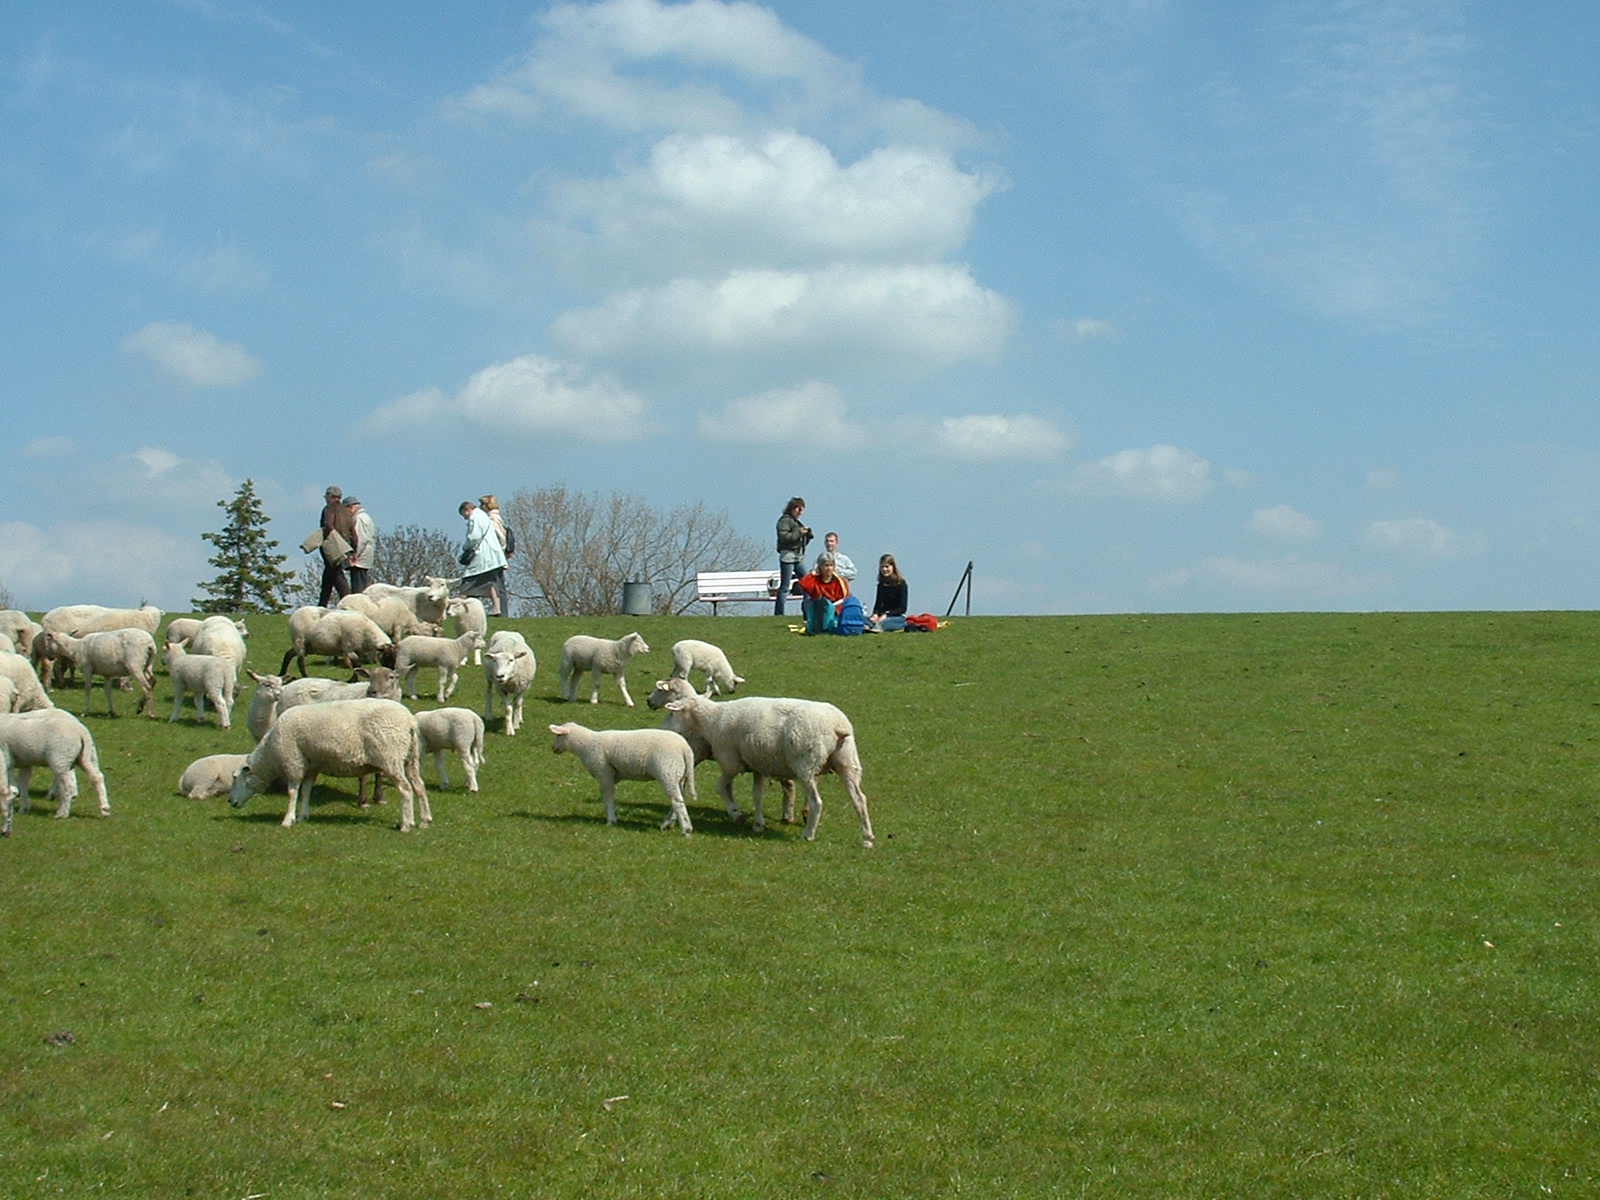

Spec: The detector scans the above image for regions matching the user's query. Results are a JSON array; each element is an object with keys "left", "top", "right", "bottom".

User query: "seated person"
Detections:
[
  {"left": 797, "top": 553, "right": 850, "bottom": 634},
  {"left": 867, "top": 554, "right": 908, "bottom": 631}
]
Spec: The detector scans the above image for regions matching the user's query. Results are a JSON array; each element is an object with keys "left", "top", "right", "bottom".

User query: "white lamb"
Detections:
[
  {"left": 361, "top": 577, "right": 454, "bottom": 626},
  {"left": 648, "top": 676, "right": 797, "bottom": 820},
  {"left": 337, "top": 593, "right": 440, "bottom": 641},
  {"left": 245, "top": 671, "right": 285, "bottom": 741},
  {"left": 228, "top": 697, "right": 430, "bottom": 831},
  {"left": 0, "top": 677, "right": 15, "bottom": 714},
  {"left": 483, "top": 630, "right": 536, "bottom": 736},
  {"left": 559, "top": 632, "right": 650, "bottom": 706},
  {"left": 279, "top": 609, "right": 392, "bottom": 678},
  {"left": 164, "top": 617, "right": 202, "bottom": 647},
  {"left": 42, "top": 603, "right": 162, "bottom": 637},
  {"left": 669, "top": 639, "right": 745, "bottom": 697},
  {"left": 0, "top": 652, "right": 53, "bottom": 712},
  {"left": 275, "top": 666, "right": 401, "bottom": 714},
  {"left": 189, "top": 615, "right": 249, "bottom": 675},
  {"left": 45, "top": 628, "right": 158, "bottom": 718},
  {"left": 178, "top": 753, "right": 251, "bottom": 799},
  {"left": 663, "top": 693, "right": 874, "bottom": 847},
  {"left": 416, "top": 707, "right": 486, "bottom": 792},
  {"left": 164, "top": 643, "right": 237, "bottom": 728},
  {"left": 444, "top": 597, "right": 488, "bottom": 664},
  {"left": 395, "top": 630, "right": 483, "bottom": 702},
  {"left": 0, "top": 610, "right": 41, "bottom": 652},
  {"left": 548, "top": 721, "right": 697, "bottom": 835},
  {"left": 0, "top": 709, "right": 111, "bottom": 819}
]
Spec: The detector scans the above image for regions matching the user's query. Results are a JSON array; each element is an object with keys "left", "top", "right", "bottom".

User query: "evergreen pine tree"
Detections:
[{"left": 194, "top": 478, "right": 296, "bottom": 613}]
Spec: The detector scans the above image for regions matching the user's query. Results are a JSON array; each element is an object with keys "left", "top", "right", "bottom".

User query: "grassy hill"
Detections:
[{"left": 2, "top": 612, "right": 1597, "bottom": 1197}]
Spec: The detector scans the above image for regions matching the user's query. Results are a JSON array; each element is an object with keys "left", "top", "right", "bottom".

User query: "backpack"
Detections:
[
  {"left": 904, "top": 613, "right": 939, "bottom": 632},
  {"left": 836, "top": 595, "right": 865, "bottom": 636},
  {"left": 503, "top": 526, "right": 516, "bottom": 556}
]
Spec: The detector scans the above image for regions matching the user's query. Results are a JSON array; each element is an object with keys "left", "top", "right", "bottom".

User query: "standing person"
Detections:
[
  {"left": 457, "top": 499, "right": 508, "bottom": 614},
  {"left": 866, "top": 554, "right": 908, "bottom": 632},
  {"left": 344, "top": 496, "right": 376, "bottom": 593},
  {"left": 774, "top": 497, "right": 811, "bottom": 616},
  {"left": 821, "top": 532, "right": 856, "bottom": 582},
  {"left": 797, "top": 552, "right": 849, "bottom": 635},
  {"left": 478, "top": 494, "right": 510, "bottom": 617},
  {"left": 318, "top": 485, "right": 356, "bottom": 606}
]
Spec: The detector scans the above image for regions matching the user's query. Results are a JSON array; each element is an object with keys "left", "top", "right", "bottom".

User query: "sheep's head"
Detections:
[
  {"left": 247, "top": 670, "right": 284, "bottom": 701},
  {"left": 647, "top": 677, "right": 695, "bottom": 710},
  {"left": 364, "top": 666, "right": 401, "bottom": 700},
  {"left": 623, "top": 632, "right": 649, "bottom": 656},
  {"left": 228, "top": 764, "right": 269, "bottom": 807},
  {"left": 234, "top": 619, "right": 249, "bottom": 639},
  {"left": 548, "top": 723, "right": 576, "bottom": 753}
]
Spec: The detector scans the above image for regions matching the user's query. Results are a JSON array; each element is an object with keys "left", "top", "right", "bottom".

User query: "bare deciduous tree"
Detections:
[{"left": 503, "top": 485, "right": 760, "bottom": 615}]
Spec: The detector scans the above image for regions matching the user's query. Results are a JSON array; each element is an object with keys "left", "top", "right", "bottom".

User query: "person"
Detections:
[
  {"left": 478, "top": 494, "right": 510, "bottom": 617},
  {"left": 317, "top": 485, "right": 356, "bottom": 606},
  {"left": 866, "top": 554, "right": 908, "bottom": 632},
  {"left": 774, "top": 497, "right": 812, "bottom": 616},
  {"left": 344, "top": 496, "right": 376, "bottom": 593},
  {"left": 457, "top": 499, "right": 508, "bottom": 614},
  {"left": 821, "top": 532, "right": 856, "bottom": 582},
  {"left": 797, "top": 552, "right": 849, "bottom": 635}
]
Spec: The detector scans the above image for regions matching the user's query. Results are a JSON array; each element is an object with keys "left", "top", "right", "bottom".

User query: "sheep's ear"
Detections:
[
  {"left": 733, "top": 675, "right": 745, "bottom": 684},
  {"left": 248, "top": 670, "right": 265, "bottom": 683},
  {"left": 664, "top": 699, "right": 686, "bottom": 712},
  {"left": 548, "top": 724, "right": 566, "bottom": 734}
]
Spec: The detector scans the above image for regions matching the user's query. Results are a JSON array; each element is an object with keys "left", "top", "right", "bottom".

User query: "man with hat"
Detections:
[
  {"left": 344, "top": 495, "right": 375, "bottom": 593},
  {"left": 318, "top": 485, "right": 357, "bottom": 606}
]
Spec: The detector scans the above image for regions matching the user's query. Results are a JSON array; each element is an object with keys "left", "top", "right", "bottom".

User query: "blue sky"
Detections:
[{"left": 4, "top": 0, "right": 1598, "bottom": 615}]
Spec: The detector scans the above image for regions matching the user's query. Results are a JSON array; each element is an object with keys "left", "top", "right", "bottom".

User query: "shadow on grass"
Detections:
[{"left": 503, "top": 807, "right": 798, "bottom": 840}]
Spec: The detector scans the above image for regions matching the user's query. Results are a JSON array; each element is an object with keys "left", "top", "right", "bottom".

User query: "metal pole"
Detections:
[{"left": 945, "top": 561, "right": 973, "bottom": 618}]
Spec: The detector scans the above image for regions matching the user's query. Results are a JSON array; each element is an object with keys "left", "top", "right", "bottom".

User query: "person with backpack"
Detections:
[
  {"left": 479, "top": 493, "right": 512, "bottom": 616},
  {"left": 796, "top": 553, "right": 849, "bottom": 635},
  {"left": 866, "top": 554, "right": 908, "bottom": 632}
]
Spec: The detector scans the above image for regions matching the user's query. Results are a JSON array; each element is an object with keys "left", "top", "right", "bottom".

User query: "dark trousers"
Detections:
[
  {"left": 774, "top": 559, "right": 800, "bottom": 615},
  {"left": 319, "top": 559, "right": 350, "bottom": 607},
  {"left": 348, "top": 566, "right": 371, "bottom": 593}
]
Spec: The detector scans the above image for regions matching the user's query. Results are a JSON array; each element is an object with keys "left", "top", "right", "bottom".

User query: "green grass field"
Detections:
[{"left": 2, "top": 612, "right": 1597, "bottom": 1197}]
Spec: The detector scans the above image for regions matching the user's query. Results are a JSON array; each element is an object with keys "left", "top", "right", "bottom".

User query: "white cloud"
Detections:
[
  {"left": 1155, "top": 555, "right": 1386, "bottom": 597},
  {"left": 1251, "top": 503, "right": 1323, "bottom": 543},
  {"left": 934, "top": 414, "right": 1073, "bottom": 462},
  {"left": 552, "top": 263, "right": 1012, "bottom": 379},
  {"left": 1053, "top": 317, "right": 1120, "bottom": 341},
  {"left": 25, "top": 436, "right": 74, "bottom": 458},
  {"left": 551, "top": 132, "right": 998, "bottom": 279},
  {"left": 103, "top": 446, "right": 237, "bottom": 509},
  {"left": 120, "top": 320, "right": 262, "bottom": 388},
  {"left": 365, "top": 354, "right": 650, "bottom": 442},
  {"left": 698, "top": 380, "right": 864, "bottom": 446},
  {"left": 96, "top": 228, "right": 271, "bottom": 293},
  {"left": 1070, "top": 444, "right": 1213, "bottom": 501},
  {"left": 0, "top": 520, "right": 200, "bottom": 610},
  {"left": 1360, "top": 517, "right": 1484, "bottom": 561}
]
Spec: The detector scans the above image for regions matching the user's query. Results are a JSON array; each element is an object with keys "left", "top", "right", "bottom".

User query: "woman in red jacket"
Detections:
[{"left": 797, "top": 554, "right": 849, "bottom": 634}]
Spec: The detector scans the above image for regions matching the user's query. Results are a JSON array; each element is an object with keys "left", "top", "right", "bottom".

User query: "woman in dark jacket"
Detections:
[
  {"left": 867, "top": 554, "right": 908, "bottom": 632},
  {"left": 774, "top": 497, "right": 811, "bottom": 616}
]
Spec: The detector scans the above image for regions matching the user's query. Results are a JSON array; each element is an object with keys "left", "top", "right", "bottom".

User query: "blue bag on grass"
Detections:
[{"left": 836, "top": 595, "right": 865, "bottom": 636}]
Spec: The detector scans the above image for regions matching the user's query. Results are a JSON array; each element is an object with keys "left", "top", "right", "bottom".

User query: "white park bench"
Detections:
[{"left": 694, "top": 569, "right": 794, "bottom": 614}]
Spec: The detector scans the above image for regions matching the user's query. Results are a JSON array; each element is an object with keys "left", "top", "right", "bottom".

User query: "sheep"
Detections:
[
  {"left": 663, "top": 693, "right": 874, "bottom": 847},
  {"left": 395, "top": 630, "right": 483, "bottom": 703},
  {"left": 164, "top": 643, "right": 237, "bottom": 728},
  {"left": 45, "top": 628, "right": 158, "bottom": 718},
  {"left": 483, "top": 630, "right": 536, "bottom": 736},
  {"left": 189, "top": 615, "right": 249, "bottom": 675},
  {"left": 416, "top": 707, "right": 486, "bottom": 792},
  {"left": 337, "top": 593, "right": 440, "bottom": 641},
  {"left": 245, "top": 671, "right": 285, "bottom": 741},
  {"left": 0, "top": 634, "right": 12, "bottom": 656},
  {"left": 559, "top": 632, "right": 650, "bottom": 706},
  {"left": 278, "top": 608, "right": 392, "bottom": 678},
  {"left": 0, "top": 677, "right": 15, "bottom": 714},
  {"left": 548, "top": 722, "right": 697, "bottom": 835},
  {"left": 178, "top": 753, "right": 251, "bottom": 800},
  {"left": 361, "top": 577, "right": 454, "bottom": 626},
  {"left": 164, "top": 617, "right": 202, "bottom": 647},
  {"left": 0, "top": 709, "right": 110, "bottom": 819},
  {"left": 0, "top": 610, "right": 41, "bottom": 652},
  {"left": 228, "top": 698, "right": 430, "bottom": 831},
  {"left": 648, "top": 676, "right": 797, "bottom": 820},
  {"left": 444, "top": 597, "right": 488, "bottom": 664},
  {"left": 275, "top": 666, "right": 401, "bottom": 713},
  {"left": 0, "top": 652, "right": 53, "bottom": 712},
  {"left": 669, "top": 639, "right": 745, "bottom": 697}
]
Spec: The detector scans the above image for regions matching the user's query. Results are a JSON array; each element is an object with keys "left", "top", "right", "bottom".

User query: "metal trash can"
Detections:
[{"left": 621, "top": 581, "right": 652, "bottom": 616}]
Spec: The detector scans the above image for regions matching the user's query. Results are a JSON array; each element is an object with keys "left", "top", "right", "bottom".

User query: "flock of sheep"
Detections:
[{"left": 0, "top": 580, "right": 875, "bottom": 847}]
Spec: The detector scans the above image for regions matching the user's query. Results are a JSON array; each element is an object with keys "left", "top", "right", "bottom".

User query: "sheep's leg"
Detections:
[
  {"left": 403, "top": 666, "right": 418, "bottom": 700},
  {"left": 169, "top": 684, "right": 185, "bottom": 723},
  {"left": 780, "top": 779, "right": 798, "bottom": 824},
  {"left": 442, "top": 667, "right": 457, "bottom": 701},
  {"left": 51, "top": 768, "right": 78, "bottom": 819},
  {"left": 599, "top": 769, "right": 618, "bottom": 824},
  {"left": 434, "top": 750, "right": 450, "bottom": 790},
  {"left": 286, "top": 775, "right": 312, "bottom": 826},
  {"left": 14, "top": 767, "right": 32, "bottom": 813},
  {"left": 412, "top": 764, "right": 431, "bottom": 828},
  {"left": 840, "top": 766, "right": 873, "bottom": 848},
  {"left": 589, "top": 669, "right": 601, "bottom": 705},
  {"left": 716, "top": 769, "right": 745, "bottom": 823},
  {"left": 616, "top": 673, "right": 634, "bottom": 707},
  {"left": 462, "top": 747, "right": 479, "bottom": 793},
  {"left": 193, "top": 688, "right": 206, "bottom": 723},
  {"left": 660, "top": 777, "right": 692, "bottom": 835},
  {"left": 750, "top": 775, "right": 767, "bottom": 833},
  {"left": 213, "top": 687, "right": 231, "bottom": 730},
  {"left": 81, "top": 756, "right": 110, "bottom": 817},
  {"left": 395, "top": 772, "right": 415, "bottom": 832},
  {"left": 799, "top": 776, "right": 825, "bottom": 842}
]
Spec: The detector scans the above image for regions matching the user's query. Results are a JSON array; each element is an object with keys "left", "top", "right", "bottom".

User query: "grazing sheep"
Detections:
[
  {"left": 45, "top": 628, "right": 158, "bottom": 718},
  {"left": 178, "top": 753, "right": 251, "bottom": 799},
  {"left": 0, "top": 652, "right": 53, "bottom": 712},
  {"left": 669, "top": 639, "right": 745, "bottom": 697},
  {"left": 0, "top": 611, "right": 41, "bottom": 653},
  {"left": 444, "top": 597, "right": 488, "bottom": 663},
  {"left": 245, "top": 670, "right": 285, "bottom": 741},
  {"left": 361, "top": 577, "right": 454, "bottom": 626},
  {"left": 416, "top": 707, "right": 486, "bottom": 792},
  {"left": 337, "top": 593, "right": 440, "bottom": 641},
  {"left": 663, "top": 693, "right": 874, "bottom": 847},
  {"left": 228, "top": 698, "right": 430, "bottom": 831},
  {"left": 163, "top": 617, "right": 202, "bottom": 647},
  {"left": 279, "top": 609, "right": 392, "bottom": 678},
  {"left": 395, "top": 630, "right": 483, "bottom": 702},
  {"left": 483, "top": 630, "right": 536, "bottom": 735},
  {"left": 548, "top": 722, "right": 697, "bottom": 834},
  {"left": 164, "top": 643, "right": 237, "bottom": 728},
  {"left": 189, "top": 615, "right": 249, "bottom": 675},
  {"left": 648, "top": 676, "right": 797, "bottom": 820},
  {"left": 559, "top": 632, "right": 650, "bottom": 706},
  {"left": 0, "top": 709, "right": 110, "bottom": 819}
]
